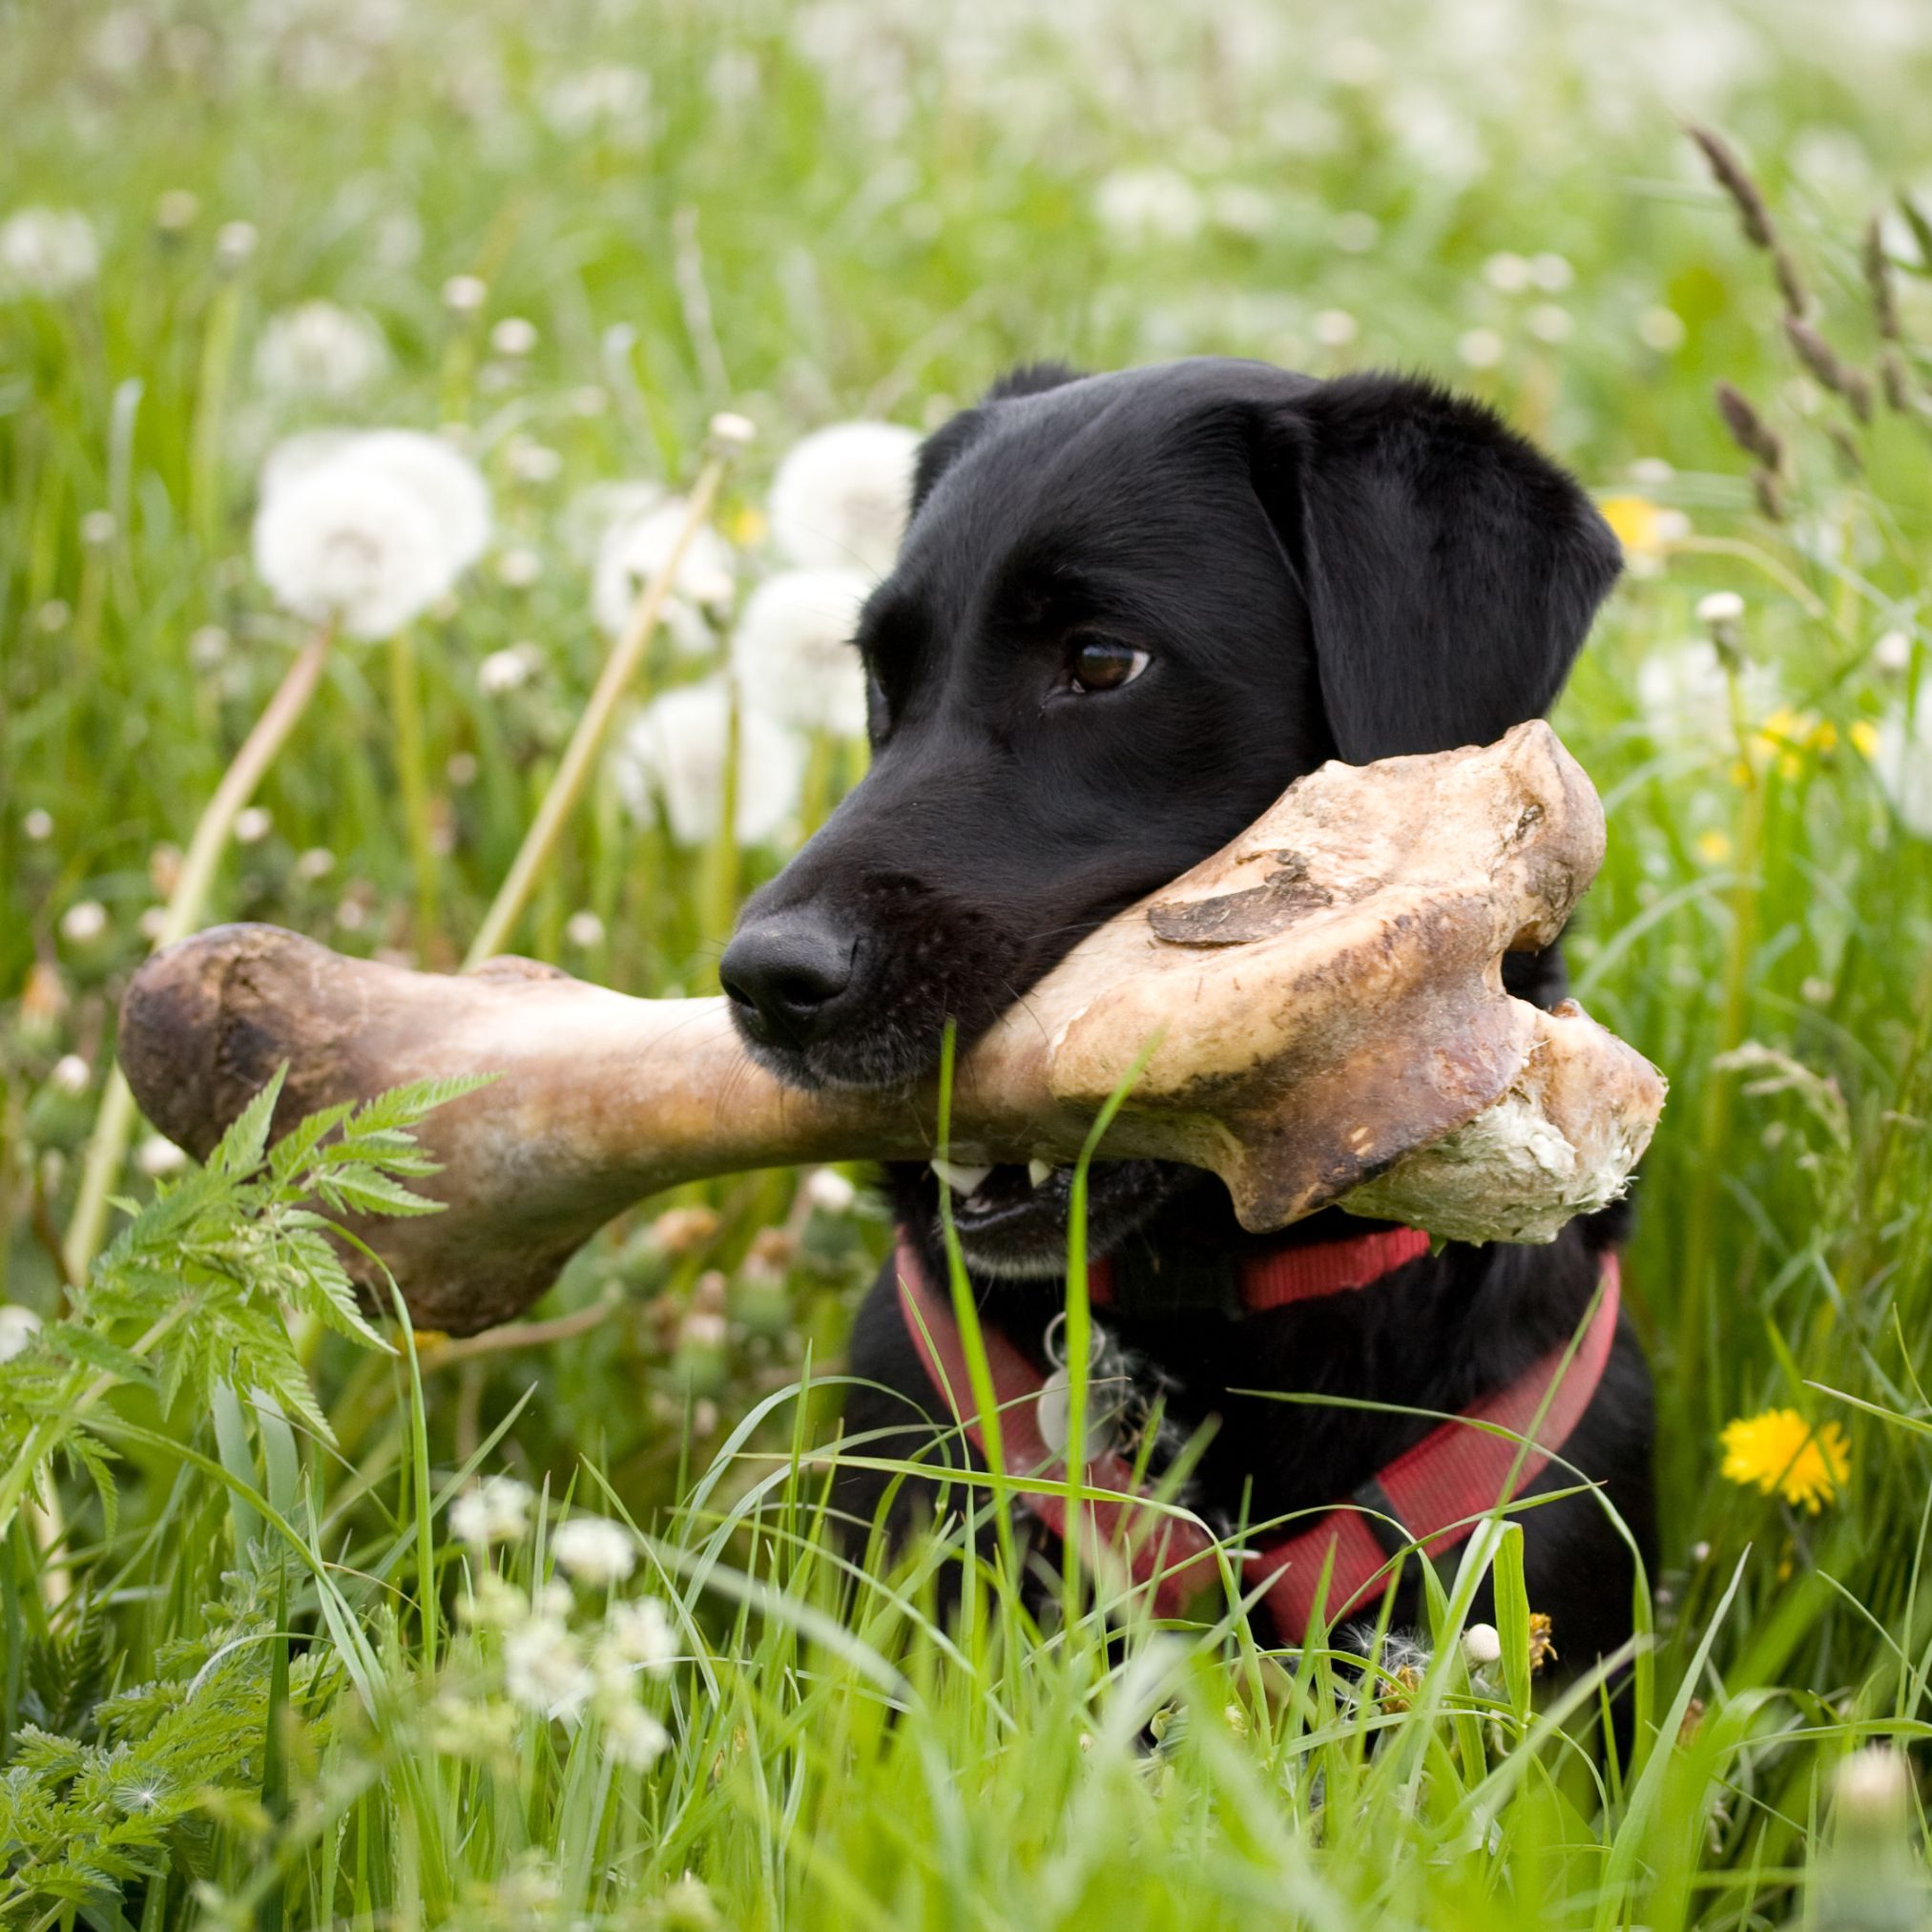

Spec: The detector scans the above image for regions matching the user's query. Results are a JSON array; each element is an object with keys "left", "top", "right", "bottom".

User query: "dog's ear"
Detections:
[
  {"left": 1248, "top": 372, "right": 1621, "bottom": 763},
  {"left": 911, "top": 363, "right": 1086, "bottom": 515}
]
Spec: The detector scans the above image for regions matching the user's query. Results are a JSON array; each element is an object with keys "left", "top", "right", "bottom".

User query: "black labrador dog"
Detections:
[{"left": 720, "top": 358, "right": 1656, "bottom": 1668}]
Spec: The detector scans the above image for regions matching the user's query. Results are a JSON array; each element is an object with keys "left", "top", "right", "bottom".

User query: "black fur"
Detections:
[{"left": 721, "top": 357, "right": 1653, "bottom": 1668}]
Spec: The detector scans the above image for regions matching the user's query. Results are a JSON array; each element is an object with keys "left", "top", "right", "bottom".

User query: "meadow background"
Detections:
[{"left": 5, "top": 0, "right": 1932, "bottom": 1924}]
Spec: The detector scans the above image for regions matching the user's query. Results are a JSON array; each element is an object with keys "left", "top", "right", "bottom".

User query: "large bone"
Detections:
[{"left": 119, "top": 722, "right": 1664, "bottom": 1334}]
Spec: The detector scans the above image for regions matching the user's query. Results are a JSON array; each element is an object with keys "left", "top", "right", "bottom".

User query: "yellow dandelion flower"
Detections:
[
  {"left": 1598, "top": 495, "right": 1689, "bottom": 567},
  {"left": 1526, "top": 1610, "right": 1557, "bottom": 1675},
  {"left": 1850, "top": 719, "right": 1881, "bottom": 759},
  {"left": 1719, "top": 1407, "right": 1850, "bottom": 1513},
  {"left": 1694, "top": 828, "right": 1733, "bottom": 863}
]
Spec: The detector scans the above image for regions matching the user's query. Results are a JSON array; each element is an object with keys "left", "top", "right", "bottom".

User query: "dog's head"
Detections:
[{"left": 721, "top": 358, "right": 1621, "bottom": 1271}]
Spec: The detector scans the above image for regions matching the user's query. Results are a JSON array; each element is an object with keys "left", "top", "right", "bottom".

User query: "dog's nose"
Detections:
[{"left": 719, "top": 914, "right": 857, "bottom": 1048}]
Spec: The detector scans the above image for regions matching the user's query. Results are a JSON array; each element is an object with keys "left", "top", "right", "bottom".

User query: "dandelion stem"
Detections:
[
  {"left": 63, "top": 623, "right": 335, "bottom": 1279},
  {"left": 387, "top": 625, "right": 440, "bottom": 956},
  {"left": 465, "top": 449, "right": 736, "bottom": 970}
]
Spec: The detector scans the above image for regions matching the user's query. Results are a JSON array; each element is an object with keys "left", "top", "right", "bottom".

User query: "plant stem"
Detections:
[
  {"left": 464, "top": 451, "right": 734, "bottom": 970},
  {"left": 387, "top": 625, "right": 440, "bottom": 956},
  {"left": 63, "top": 623, "right": 335, "bottom": 1279},
  {"left": 190, "top": 280, "right": 241, "bottom": 554}
]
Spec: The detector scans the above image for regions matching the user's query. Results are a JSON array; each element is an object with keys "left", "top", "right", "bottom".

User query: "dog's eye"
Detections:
[{"left": 1069, "top": 635, "right": 1151, "bottom": 695}]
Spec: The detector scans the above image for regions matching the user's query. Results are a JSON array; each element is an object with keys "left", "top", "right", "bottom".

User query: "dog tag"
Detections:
[{"left": 1037, "top": 1364, "right": 1118, "bottom": 1465}]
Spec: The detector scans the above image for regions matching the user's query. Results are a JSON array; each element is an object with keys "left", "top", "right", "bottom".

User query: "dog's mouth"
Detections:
[{"left": 924, "top": 1155, "right": 1186, "bottom": 1279}]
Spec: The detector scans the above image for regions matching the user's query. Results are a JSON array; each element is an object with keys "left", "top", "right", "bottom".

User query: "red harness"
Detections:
[{"left": 895, "top": 1227, "right": 1620, "bottom": 1641}]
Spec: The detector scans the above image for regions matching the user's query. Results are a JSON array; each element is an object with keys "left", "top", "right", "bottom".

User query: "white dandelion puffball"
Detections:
[
  {"left": 592, "top": 493, "right": 736, "bottom": 639},
  {"left": 1635, "top": 639, "right": 1781, "bottom": 755},
  {"left": 766, "top": 421, "right": 919, "bottom": 578},
  {"left": 613, "top": 678, "right": 807, "bottom": 849},
  {"left": 450, "top": 1474, "right": 534, "bottom": 1547},
  {"left": 0, "top": 1303, "right": 43, "bottom": 1364},
  {"left": 551, "top": 1514, "right": 638, "bottom": 1587},
  {"left": 0, "top": 207, "right": 100, "bottom": 297},
  {"left": 254, "top": 301, "right": 389, "bottom": 400},
  {"left": 600, "top": 1698, "right": 672, "bottom": 1769},
  {"left": 253, "top": 463, "right": 447, "bottom": 639},
  {"left": 349, "top": 429, "right": 491, "bottom": 575},
  {"left": 1093, "top": 167, "right": 1205, "bottom": 245},
  {"left": 1874, "top": 679, "right": 1932, "bottom": 839},
  {"left": 729, "top": 569, "right": 870, "bottom": 737},
  {"left": 540, "top": 64, "right": 654, "bottom": 143},
  {"left": 254, "top": 428, "right": 491, "bottom": 636}
]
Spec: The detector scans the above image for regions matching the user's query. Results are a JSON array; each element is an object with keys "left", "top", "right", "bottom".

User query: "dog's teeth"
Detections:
[
  {"left": 1028, "top": 1159, "right": 1055, "bottom": 1189},
  {"left": 930, "top": 1157, "right": 993, "bottom": 1198}
]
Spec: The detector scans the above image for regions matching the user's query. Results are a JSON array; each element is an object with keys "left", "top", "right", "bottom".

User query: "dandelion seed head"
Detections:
[
  {"left": 51, "top": 1053, "right": 92, "bottom": 1096},
  {"left": 442, "top": 272, "right": 487, "bottom": 313},
  {"left": 60, "top": 900, "right": 110, "bottom": 945},
  {"left": 613, "top": 677, "right": 806, "bottom": 848},
  {"left": 489, "top": 316, "right": 538, "bottom": 357},
  {"left": 1461, "top": 1622, "right": 1503, "bottom": 1668},
  {"left": 1093, "top": 167, "right": 1205, "bottom": 245},
  {"left": 806, "top": 1167, "right": 857, "bottom": 1215},
  {"left": 295, "top": 846, "right": 336, "bottom": 882},
  {"left": 215, "top": 219, "right": 258, "bottom": 269},
  {"left": 767, "top": 421, "right": 918, "bottom": 579},
  {"left": 592, "top": 494, "right": 737, "bottom": 636},
  {"left": 606, "top": 1596, "right": 679, "bottom": 1673},
  {"left": 155, "top": 188, "right": 199, "bottom": 232},
  {"left": 0, "top": 1304, "right": 43, "bottom": 1363},
  {"left": 564, "top": 909, "right": 605, "bottom": 948},
  {"left": 1457, "top": 327, "right": 1505, "bottom": 370},
  {"left": 254, "top": 301, "right": 389, "bottom": 401},
  {"left": 0, "top": 207, "right": 100, "bottom": 297},
  {"left": 234, "top": 805, "right": 273, "bottom": 845},
  {"left": 729, "top": 569, "right": 869, "bottom": 737},
  {"left": 24, "top": 807, "right": 53, "bottom": 842},
  {"left": 136, "top": 1134, "right": 188, "bottom": 1178}
]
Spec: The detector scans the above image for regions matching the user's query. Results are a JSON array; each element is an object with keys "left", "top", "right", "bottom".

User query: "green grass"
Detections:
[{"left": 5, "top": 0, "right": 1932, "bottom": 1923}]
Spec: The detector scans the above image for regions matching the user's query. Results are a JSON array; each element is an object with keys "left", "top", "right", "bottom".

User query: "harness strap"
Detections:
[
  {"left": 1091, "top": 1225, "right": 1433, "bottom": 1315},
  {"left": 894, "top": 1238, "right": 1621, "bottom": 1642}
]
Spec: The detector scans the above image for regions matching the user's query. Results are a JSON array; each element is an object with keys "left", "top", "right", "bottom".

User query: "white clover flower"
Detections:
[
  {"left": 767, "top": 421, "right": 919, "bottom": 579},
  {"left": 0, "top": 208, "right": 100, "bottom": 298},
  {"left": 613, "top": 678, "right": 806, "bottom": 848},
  {"left": 806, "top": 1167, "right": 857, "bottom": 1215},
  {"left": 450, "top": 1473, "right": 534, "bottom": 1546},
  {"left": 606, "top": 1596, "right": 679, "bottom": 1674},
  {"left": 1874, "top": 679, "right": 1932, "bottom": 838},
  {"left": 504, "top": 1616, "right": 593, "bottom": 1718},
  {"left": 729, "top": 569, "right": 869, "bottom": 737},
  {"left": 551, "top": 1514, "right": 638, "bottom": 1587},
  {"left": 599, "top": 1696, "right": 671, "bottom": 1769},
  {"left": 592, "top": 494, "right": 736, "bottom": 637},
  {"left": 1093, "top": 167, "right": 1204, "bottom": 245},
  {"left": 253, "top": 429, "right": 490, "bottom": 637},
  {"left": 0, "top": 1304, "right": 43, "bottom": 1364},
  {"left": 60, "top": 900, "right": 109, "bottom": 945},
  {"left": 135, "top": 1134, "right": 188, "bottom": 1178},
  {"left": 541, "top": 65, "right": 654, "bottom": 143},
  {"left": 1636, "top": 639, "right": 1782, "bottom": 754},
  {"left": 51, "top": 1053, "right": 92, "bottom": 1096},
  {"left": 254, "top": 301, "right": 389, "bottom": 400}
]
